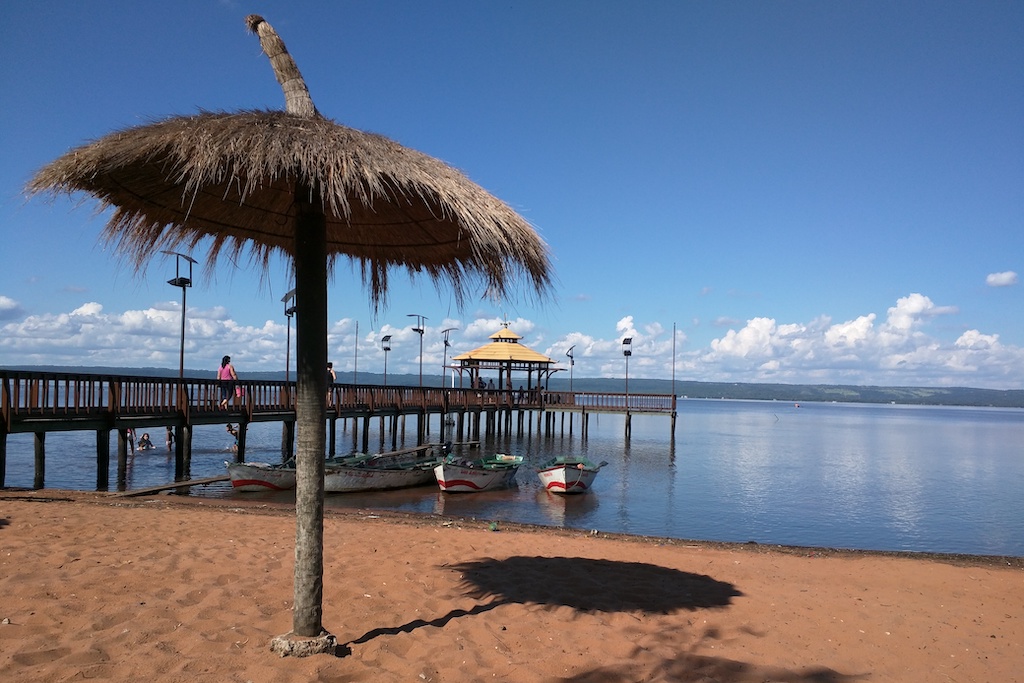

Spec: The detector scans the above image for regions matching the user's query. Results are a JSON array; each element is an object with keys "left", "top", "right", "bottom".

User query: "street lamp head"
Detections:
[
  {"left": 622, "top": 337, "right": 632, "bottom": 357},
  {"left": 161, "top": 250, "right": 196, "bottom": 287},
  {"left": 406, "top": 314, "right": 427, "bottom": 387},
  {"left": 160, "top": 250, "right": 196, "bottom": 384},
  {"left": 407, "top": 313, "right": 427, "bottom": 334},
  {"left": 381, "top": 334, "right": 392, "bottom": 351},
  {"left": 281, "top": 288, "right": 297, "bottom": 316}
]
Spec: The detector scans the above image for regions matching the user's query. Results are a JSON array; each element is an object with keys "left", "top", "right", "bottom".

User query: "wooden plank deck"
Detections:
[{"left": 113, "top": 475, "right": 230, "bottom": 498}]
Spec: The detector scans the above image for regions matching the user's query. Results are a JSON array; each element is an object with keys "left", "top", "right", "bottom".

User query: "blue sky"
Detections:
[{"left": 1, "top": 1, "right": 1021, "bottom": 389}]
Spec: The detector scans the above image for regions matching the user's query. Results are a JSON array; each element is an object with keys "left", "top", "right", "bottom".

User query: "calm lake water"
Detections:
[{"left": 4, "top": 399, "right": 1022, "bottom": 557}]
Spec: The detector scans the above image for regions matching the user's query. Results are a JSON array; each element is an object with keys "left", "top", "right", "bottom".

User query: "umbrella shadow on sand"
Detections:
[
  {"left": 347, "top": 555, "right": 740, "bottom": 647},
  {"left": 449, "top": 556, "right": 742, "bottom": 612},
  {"left": 347, "top": 556, "right": 865, "bottom": 682}
]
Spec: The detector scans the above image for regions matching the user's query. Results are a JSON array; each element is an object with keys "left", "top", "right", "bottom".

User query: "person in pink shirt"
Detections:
[{"left": 217, "top": 355, "right": 237, "bottom": 408}]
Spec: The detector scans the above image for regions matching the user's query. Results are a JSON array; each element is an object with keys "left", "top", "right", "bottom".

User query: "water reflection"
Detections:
[
  {"left": 535, "top": 489, "right": 600, "bottom": 526},
  {"left": 4, "top": 401, "right": 1023, "bottom": 555}
]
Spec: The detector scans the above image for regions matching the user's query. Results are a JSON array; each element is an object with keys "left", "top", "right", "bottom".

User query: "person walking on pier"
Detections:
[
  {"left": 326, "top": 362, "right": 336, "bottom": 406},
  {"left": 217, "top": 355, "right": 237, "bottom": 409}
]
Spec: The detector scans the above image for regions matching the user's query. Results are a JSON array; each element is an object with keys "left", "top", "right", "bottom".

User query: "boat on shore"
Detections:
[
  {"left": 323, "top": 446, "right": 443, "bottom": 493},
  {"left": 225, "top": 459, "right": 297, "bottom": 492},
  {"left": 536, "top": 456, "right": 608, "bottom": 494},
  {"left": 225, "top": 453, "right": 374, "bottom": 492},
  {"left": 434, "top": 453, "right": 524, "bottom": 492}
]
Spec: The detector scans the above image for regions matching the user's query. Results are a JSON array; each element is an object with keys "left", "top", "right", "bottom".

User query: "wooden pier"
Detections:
[{"left": 1, "top": 369, "right": 677, "bottom": 491}]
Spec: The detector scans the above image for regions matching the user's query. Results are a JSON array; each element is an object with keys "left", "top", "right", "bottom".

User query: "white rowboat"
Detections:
[
  {"left": 323, "top": 447, "right": 441, "bottom": 493},
  {"left": 535, "top": 456, "right": 608, "bottom": 494},
  {"left": 434, "top": 454, "right": 524, "bottom": 492},
  {"left": 226, "top": 460, "right": 296, "bottom": 492},
  {"left": 225, "top": 453, "right": 372, "bottom": 492}
]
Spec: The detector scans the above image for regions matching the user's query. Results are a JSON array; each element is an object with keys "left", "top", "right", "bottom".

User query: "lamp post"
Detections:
[
  {"left": 622, "top": 337, "right": 632, "bottom": 410},
  {"left": 281, "top": 288, "right": 297, "bottom": 460},
  {"left": 282, "top": 289, "right": 296, "bottom": 383},
  {"left": 161, "top": 250, "right": 195, "bottom": 480},
  {"left": 353, "top": 320, "right": 359, "bottom": 385},
  {"left": 161, "top": 251, "right": 196, "bottom": 384},
  {"left": 671, "top": 322, "right": 676, "bottom": 399},
  {"left": 407, "top": 313, "right": 427, "bottom": 387},
  {"left": 441, "top": 327, "right": 457, "bottom": 387},
  {"left": 381, "top": 334, "right": 392, "bottom": 387},
  {"left": 566, "top": 345, "right": 575, "bottom": 393}
]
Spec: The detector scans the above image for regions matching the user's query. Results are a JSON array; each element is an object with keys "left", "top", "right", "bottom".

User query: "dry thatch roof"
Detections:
[{"left": 28, "top": 110, "right": 551, "bottom": 308}]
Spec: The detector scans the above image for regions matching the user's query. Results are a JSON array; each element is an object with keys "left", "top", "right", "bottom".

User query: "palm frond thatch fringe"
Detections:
[{"left": 28, "top": 111, "right": 552, "bottom": 308}]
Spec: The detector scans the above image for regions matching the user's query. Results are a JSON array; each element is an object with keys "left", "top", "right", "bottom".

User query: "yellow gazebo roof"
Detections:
[{"left": 451, "top": 327, "right": 555, "bottom": 366}]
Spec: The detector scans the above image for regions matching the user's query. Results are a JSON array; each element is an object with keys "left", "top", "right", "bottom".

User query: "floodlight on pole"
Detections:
[
  {"left": 161, "top": 250, "right": 197, "bottom": 385},
  {"left": 407, "top": 313, "right": 427, "bottom": 387},
  {"left": 282, "top": 288, "right": 296, "bottom": 383},
  {"left": 353, "top": 320, "right": 359, "bottom": 385},
  {"left": 381, "top": 334, "right": 392, "bottom": 387},
  {"left": 622, "top": 337, "right": 632, "bottom": 411},
  {"left": 672, "top": 322, "right": 677, "bottom": 400},
  {"left": 441, "top": 327, "right": 458, "bottom": 387},
  {"left": 566, "top": 345, "right": 575, "bottom": 393}
]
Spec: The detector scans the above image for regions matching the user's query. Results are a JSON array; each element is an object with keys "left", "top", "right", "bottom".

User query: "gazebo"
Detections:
[{"left": 449, "top": 325, "right": 558, "bottom": 395}]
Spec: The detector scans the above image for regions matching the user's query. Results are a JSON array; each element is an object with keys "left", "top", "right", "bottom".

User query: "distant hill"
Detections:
[{"left": 5, "top": 365, "right": 1022, "bottom": 408}]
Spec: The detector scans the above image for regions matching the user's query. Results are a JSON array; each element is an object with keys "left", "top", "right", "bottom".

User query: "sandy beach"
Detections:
[{"left": 1, "top": 490, "right": 1020, "bottom": 682}]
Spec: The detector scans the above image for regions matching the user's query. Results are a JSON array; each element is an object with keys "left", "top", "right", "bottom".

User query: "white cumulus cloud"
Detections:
[
  {"left": 986, "top": 271, "right": 1018, "bottom": 287},
  {"left": 691, "top": 293, "right": 1019, "bottom": 388},
  {"left": 0, "top": 295, "right": 26, "bottom": 321},
  {"left": 2, "top": 294, "right": 1021, "bottom": 390}
]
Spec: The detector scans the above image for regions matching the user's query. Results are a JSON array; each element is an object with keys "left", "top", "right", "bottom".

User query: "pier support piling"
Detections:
[
  {"left": 34, "top": 432, "right": 45, "bottom": 490},
  {"left": 96, "top": 429, "right": 110, "bottom": 491},
  {"left": 0, "top": 427, "right": 6, "bottom": 488},
  {"left": 235, "top": 422, "right": 247, "bottom": 463}
]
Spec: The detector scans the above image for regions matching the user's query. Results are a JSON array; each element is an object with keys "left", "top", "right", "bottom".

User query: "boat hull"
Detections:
[
  {"left": 536, "top": 458, "right": 605, "bottom": 494},
  {"left": 226, "top": 461, "right": 296, "bottom": 492},
  {"left": 434, "top": 462, "right": 521, "bottom": 492},
  {"left": 324, "top": 465, "right": 436, "bottom": 493}
]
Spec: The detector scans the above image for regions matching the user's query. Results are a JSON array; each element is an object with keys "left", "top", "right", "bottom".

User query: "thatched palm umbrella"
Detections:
[{"left": 30, "top": 15, "right": 551, "bottom": 655}]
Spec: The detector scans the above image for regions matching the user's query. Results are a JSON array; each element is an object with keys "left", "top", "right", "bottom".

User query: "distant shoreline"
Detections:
[{"left": 6, "top": 365, "right": 1023, "bottom": 408}]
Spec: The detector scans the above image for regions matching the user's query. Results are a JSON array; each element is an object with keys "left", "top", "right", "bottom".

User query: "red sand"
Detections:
[{"left": 1, "top": 490, "right": 1020, "bottom": 682}]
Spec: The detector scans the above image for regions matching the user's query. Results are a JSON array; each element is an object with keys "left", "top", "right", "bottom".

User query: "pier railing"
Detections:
[
  {"left": 2, "top": 369, "right": 676, "bottom": 434},
  {"left": 1, "top": 369, "right": 678, "bottom": 489}
]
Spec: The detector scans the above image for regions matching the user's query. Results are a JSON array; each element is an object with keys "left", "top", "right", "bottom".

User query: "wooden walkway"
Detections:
[
  {"left": 1, "top": 369, "right": 677, "bottom": 490},
  {"left": 113, "top": 475, "right": 231, "bottom": 498}
]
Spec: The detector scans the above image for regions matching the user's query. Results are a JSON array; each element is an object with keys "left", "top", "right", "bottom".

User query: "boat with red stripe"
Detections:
[
  {"left": 434, "top": 453, "right": 524, "bottom": 492},
  {"left": 535, "top": 456, "right": 608, "bottom": 494}
]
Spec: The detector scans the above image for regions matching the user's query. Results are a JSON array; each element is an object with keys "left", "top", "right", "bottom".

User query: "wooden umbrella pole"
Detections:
[{"left": 251, "top": 14, "right": 335, "bottom": 655}]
